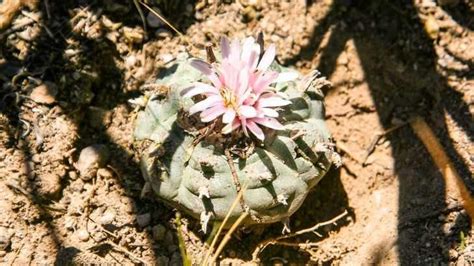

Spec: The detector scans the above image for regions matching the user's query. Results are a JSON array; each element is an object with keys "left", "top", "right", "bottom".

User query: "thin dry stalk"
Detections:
[
  {"left": 139, "top": 1, "right": 183, "bottom": 37},
  {"left": 210, "top": 212, "right": 249, "bottom": 263},
  {"left": 202, "top": 184, "right": 247, "bottom": 265}
]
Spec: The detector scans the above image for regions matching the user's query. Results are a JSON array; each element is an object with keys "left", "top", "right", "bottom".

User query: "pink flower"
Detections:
[{"left": 182, "top": 37, "right": 297, "bottom": 140}]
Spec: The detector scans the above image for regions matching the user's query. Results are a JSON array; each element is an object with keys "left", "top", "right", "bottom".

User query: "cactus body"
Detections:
[{"left": 134, "top": 53, "right": 336, "bottom": 228}]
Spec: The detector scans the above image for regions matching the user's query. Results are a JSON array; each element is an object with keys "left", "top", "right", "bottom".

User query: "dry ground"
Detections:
[{"left": 0, "top": 0, "right": 473, "bottom": 264}]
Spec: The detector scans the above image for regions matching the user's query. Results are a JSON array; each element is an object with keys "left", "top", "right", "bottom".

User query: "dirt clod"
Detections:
[
  {"left": 36, "top": 173, "right": 62, "bottom": 199},
  {"left": 75, "top": 145, "right": 110, "bottom": 181}
]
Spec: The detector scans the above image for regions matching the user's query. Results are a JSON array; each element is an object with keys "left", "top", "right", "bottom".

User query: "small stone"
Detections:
[
  {"left": 146, "top": 10, "right": 164, "bottom": 28},
  {"left": 152, "top": 224, "right": 166, "bottom": 241},
  {"left": 30, "top": 82, "right": 58, "bottom": 104},
  {"left": 136, "top": 213, "right": 151, "bottom": 228},
  {"left": 76, "top": 229, "right": 90, "bottom": 242},
  {"left": 36, "top": 173, "right": 62, "bottom": 199},
  {"left": 68, "top": 171, "right": 78, "bottom": 180},
  {"left": 0, "top": 227, "right": 12, "bottom": 251},
  {"left": 75, "top": 145, "right": 110, "bottom": 180},
  {"left": 99, "top": 208, "right": 116, "bottom": 225}
]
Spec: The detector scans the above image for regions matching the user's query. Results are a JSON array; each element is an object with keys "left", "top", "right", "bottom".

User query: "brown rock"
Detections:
[{"left": 30, "top": 82, "right": 58, "bottom": 104}]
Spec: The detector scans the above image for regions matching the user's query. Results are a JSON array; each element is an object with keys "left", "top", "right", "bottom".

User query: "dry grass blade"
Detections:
[
  {"left": 202, "top": 183, "right": 248, "bottom": 265},
  {"left": 210, "top": 212, "right": 249, "bottom": 263},
  {"left": 139, "top": 1, "right": 183, "bottom": 37},
  {"left": 410, "top": 116, "right": 474, "bottom": 220}
]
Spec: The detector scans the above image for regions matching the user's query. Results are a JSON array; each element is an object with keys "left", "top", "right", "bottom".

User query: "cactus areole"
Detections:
[{"left": 134, "top": 37, "right": 339, "bottom": 232}]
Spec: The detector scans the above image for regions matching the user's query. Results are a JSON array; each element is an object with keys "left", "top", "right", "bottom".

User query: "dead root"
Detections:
[{"left": 251, "top": 210, "right": 349, "bottom": 262}]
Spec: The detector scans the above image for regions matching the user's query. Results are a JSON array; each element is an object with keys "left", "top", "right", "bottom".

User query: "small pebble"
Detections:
[
  {"left": 146, "top": 10, "right": 164, "bottom": 28},
  {"left": 68, "top": 171, "right": 78, "bottom": 180},
  {"left": 77, "top": 229, "right": 90, "bottom": 242},
  {"left": 152, "top": 224, "right": 167, "bottom": 241},
  {"left": 75, "top": 144, "right": 110, "bottom": 180},
  {"left": 99, "top": 208, "right": 116, "bottom": 225},
  {"left": 136, "top": 213, "right": 151, "bottom": 228},
  {"left": 30, "top": 82, "right": 58, "bottom": 104}
]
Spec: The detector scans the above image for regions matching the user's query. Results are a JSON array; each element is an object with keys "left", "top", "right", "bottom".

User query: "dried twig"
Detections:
[
  {"left": 251, "top": 210, "right": 348, "bottom": 261},
  {"left": 410, "top": 116, "right": 474, "bottom": 220}
]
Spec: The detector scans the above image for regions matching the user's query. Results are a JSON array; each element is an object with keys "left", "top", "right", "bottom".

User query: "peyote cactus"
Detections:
[{"left": 134, "top": 37, "right": 339, "bottom": 232}]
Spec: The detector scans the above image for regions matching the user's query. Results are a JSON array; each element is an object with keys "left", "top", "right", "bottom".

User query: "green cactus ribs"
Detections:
[{"left": 134, "top": 53, "right": 340, "bottom": 233}]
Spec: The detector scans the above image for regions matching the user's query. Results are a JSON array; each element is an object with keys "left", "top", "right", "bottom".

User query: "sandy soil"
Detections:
[{"left": 0, "top": 0, "right": 473, "bottom": 264}]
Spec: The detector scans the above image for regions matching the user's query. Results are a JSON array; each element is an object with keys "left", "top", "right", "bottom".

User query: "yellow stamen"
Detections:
[{"left": 220, "top": 87, "right": 237, "bottom": 109}]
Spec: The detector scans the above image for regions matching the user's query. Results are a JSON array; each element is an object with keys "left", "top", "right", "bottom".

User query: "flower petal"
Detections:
[
  {"left": 239, "top": 105, "right": 257, "bottom": 118},
  {"left": 237, "top": 66, "right": 249, "bottom": 97},
  {"left": 247, "top": 120, "right": 265, "bottom": 140},
  {"left": 257, "top": 44, "right": 276, "bottom": 71},
  {"left": 229, "top": 38, "right": 241, "bottom": 63},
  {"left": 181, "top": 82, "right": 218, "bottom": 97},
  {"left": 222, "top": 119, "right": 241, "bottom": 134},
  {"left": 220, "top": 37, "right": 231, "bottom": 59},
  {"left": 253, "top": 71, "right": 279, "bottom": 94},
  {"left": 258, "top": 96, "right": 291, "bottom": 108},
  {"left": 189, "top": 95, "right": 221, "bottom": 115},
  {"left": 241, "top": 37, "right": 255, "bottom": 62},
  {"left": 222, "top": 109, "right": 236, "bottom": 124},
  {"left": 190, "top": 59, "right": 213, "bottom": 75},
  {"left": 261, "top": 107, "right": 279, "bottom": 117},
  {"left": 274, "top": 72, "right": 299, "bottom": 83},
  {"left": 241, "top": 118, "right": 249, "bottom": 137},
  {"left": 191, "top": 59, "right": 222, "bottom": 88},
  {"left": 200, "top": 105, "right": 226, "bottom": 122},
  {"left": 254, "top": 117, "right": 285, "bottom": 130}
]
